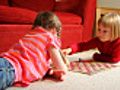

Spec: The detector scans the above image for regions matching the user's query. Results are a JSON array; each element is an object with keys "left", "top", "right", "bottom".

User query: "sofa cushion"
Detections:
[
  {"left": 54, "top": 0, "right": 79, "bottom": 12},
  {"left": 0, "top": 0, "right": 9, "bottom": 6},
  {"left": 11, "top": 0, "right": 55, "bottom": 12},
  {"left": 0, "top": 6, "right": 37, "bottom": 24},
  {"left": 61, "top": 25, "right": 83, "bottom": 49},
  {"left": 54, "top": 12, "right": 82, "bottom": 25},
  {"left": 0, "top": 25, "right": 32, "bottom": 53}
]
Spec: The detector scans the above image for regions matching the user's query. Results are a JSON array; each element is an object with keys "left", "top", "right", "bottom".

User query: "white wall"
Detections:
[{"left": 97, "top": 0, "right": 120, "bottom": 8}]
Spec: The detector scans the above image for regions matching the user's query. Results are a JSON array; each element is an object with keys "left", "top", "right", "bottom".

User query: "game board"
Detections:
[{"left": 68, "top": 60, "right": 119, "bottom": 75}]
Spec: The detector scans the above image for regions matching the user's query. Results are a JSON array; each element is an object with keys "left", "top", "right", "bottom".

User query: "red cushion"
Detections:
[
  {"left": 54, "top": 0, "right": 79, "bottom": 12},
  {"left": 11, "top": 0, "right": 55, "bottom": 12},
  {"left": 0, "top": 6, "right": 37, "bottom": 24},
  {"left": 61, "top": 25, "right": 83, "bottom": 49},
  {"left": 0, "top": 25, "right": 32, "bottom": 53},
  {"left": 0, "top": 0, "right": 9, "bottom": 6},
  {"left": 54, "top": 12, "right": 82, "bottom": 25}
]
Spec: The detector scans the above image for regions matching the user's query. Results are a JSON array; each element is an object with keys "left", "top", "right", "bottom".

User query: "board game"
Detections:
[
  {"left": 68, "top": 60, "right": 119, "bottom": 75},
  {"left": 58, "top": 50, "right": 119, "bottom": 75}
]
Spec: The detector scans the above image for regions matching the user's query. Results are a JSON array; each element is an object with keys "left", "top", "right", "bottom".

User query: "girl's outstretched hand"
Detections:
[
  {"left": 48, "top": 68, "right": 66, "bottom": 81},
  {"left": 62, "top": 48, "right": 72, "bottom": 55}
]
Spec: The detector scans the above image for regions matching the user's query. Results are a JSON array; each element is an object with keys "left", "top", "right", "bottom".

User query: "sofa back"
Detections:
[
  {"left": 6, "top": 0, "right": 56, "bottom": 12},
  {"left": 53, "top": 0, "right": 96, "bottom": 20},
  {"left": 54, "top": 0, "right": 80, "bottom": 12},
  {"left": 0, "top": 0, "right": 9, "bottom": 6}
]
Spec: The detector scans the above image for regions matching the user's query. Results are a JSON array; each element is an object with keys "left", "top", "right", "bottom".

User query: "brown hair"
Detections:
[
  {"left": 98, "top": 13, "right": 120, "bottom": 41},
  {"left": 32, "top": 11, "right": 62, "bottom": 38}
]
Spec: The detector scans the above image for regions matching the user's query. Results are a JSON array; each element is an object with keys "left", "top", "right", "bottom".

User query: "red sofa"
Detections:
[{"left": 0, "top": 0, "right": 96, "bottom": 53}]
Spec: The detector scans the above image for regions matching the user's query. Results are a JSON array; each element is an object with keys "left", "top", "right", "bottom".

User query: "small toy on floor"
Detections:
[{"left": 79, "top": 58, "right": 82, "bottom": 65}]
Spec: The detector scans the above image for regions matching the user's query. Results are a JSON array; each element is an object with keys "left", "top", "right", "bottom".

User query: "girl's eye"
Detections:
[
  {"left": 98, "top": 29, "right": 101, "bottom": 32},
  {"left": 103, "top": 30, "right": 107, "bottom": 33}
]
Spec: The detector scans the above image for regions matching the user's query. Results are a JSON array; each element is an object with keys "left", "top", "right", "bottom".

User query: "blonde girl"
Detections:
[{"left": 63, "top": 13, "right": 120, "bottom": 63}]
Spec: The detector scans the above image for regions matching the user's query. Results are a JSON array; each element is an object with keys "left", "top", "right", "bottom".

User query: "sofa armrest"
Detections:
[{"left": 73, "top": 0, "right": 96, "bottom": 41}]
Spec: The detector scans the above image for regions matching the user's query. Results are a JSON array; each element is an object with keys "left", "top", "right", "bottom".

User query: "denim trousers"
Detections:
[{"left": 0, "top": 57, "right": 15, "bottom": 90}]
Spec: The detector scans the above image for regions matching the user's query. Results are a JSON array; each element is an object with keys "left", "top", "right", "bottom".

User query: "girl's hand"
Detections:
[
  {"left": 48, "top": 68, "right": 66, "bottom": 81},
  {"left": 62, "top": 48, "right": 72, "bottom": 55}
]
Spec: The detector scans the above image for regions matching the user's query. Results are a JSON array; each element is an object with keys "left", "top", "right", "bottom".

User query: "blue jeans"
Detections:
[{"left": 0, "top": 57, "right": 15, "bottom": 90}]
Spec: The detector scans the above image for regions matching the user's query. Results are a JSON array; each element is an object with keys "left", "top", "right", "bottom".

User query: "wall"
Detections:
[
  {"left": 92, "top": 0, "right": 120, "bottom": 37},
  {"left": 97, "top": 0, "right": 120, "bottom": 8}
]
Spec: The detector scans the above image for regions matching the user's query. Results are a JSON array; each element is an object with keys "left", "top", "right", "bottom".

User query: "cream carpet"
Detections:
[{"left": 7, "top": 50, "right": 120, "bottom": 90}]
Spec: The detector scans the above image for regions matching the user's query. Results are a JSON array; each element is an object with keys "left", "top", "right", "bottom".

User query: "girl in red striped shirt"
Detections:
[
  {"left": 63, "top": 13, "right": 120, "bottom": 63},
  {"left": 0, "top": 11, "right": 67, "bottom": 89}
]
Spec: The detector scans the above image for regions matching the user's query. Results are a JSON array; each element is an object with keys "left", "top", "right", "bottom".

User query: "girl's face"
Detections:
[{"left": 97, "top": 24, "right": 112, "bottom": 42}]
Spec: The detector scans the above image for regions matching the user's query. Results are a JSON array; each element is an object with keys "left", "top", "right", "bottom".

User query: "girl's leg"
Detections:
[{"left": 0, "top": 58, "right": 15, "bottom": 90}]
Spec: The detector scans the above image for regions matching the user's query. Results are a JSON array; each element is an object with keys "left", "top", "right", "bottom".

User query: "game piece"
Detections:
[
  {"left": 79, "top": 58, "right": 82, "bottom": 65},
  {"left": 79, "top": 58, "right": 82, "bottom": 62}
]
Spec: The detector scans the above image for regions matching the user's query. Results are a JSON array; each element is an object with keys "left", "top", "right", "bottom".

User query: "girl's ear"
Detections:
[{"left": 51, "top": 28, "right": 57, "bottom": 35}]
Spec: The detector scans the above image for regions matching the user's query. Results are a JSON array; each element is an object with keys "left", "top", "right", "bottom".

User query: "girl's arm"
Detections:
[
  {"left": 63, "top": 37, "right": 99, "bottom": 55},
  {"left": 93, "top": 43, "right": 120, "bottom": 63},
  {"left": 93, "top": 53, "right": 120, "bottom": 63},
  {"left": 48, "top": 46, "right": 67, "bottom": 72},
  {"left": 48, "top": 45, "right": 68, "bottom": 80}
]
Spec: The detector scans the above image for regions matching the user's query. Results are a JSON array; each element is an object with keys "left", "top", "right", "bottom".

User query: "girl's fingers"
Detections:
[
  {"left": 60, "top": 73, "right": 65, "bottom": 81},
  {"left": 48, "top": 68, "right": 54, "bottom": 75},
  {"left": 48, "top": 69, "right": 66, "bottom": 81},
  {"left": 63, "top": 51, "right": 67, "bottom": 55},
  {"left": 52, "top": 70, "right": 65, "bottom": 81}
]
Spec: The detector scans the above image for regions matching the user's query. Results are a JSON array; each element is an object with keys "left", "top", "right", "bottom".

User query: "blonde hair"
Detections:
[
  {"left": 98, "top": 13, "right": 120, "bottom": 41},
  {"left": 32, "top": 11, "right": 62, "bottom": 38}
]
